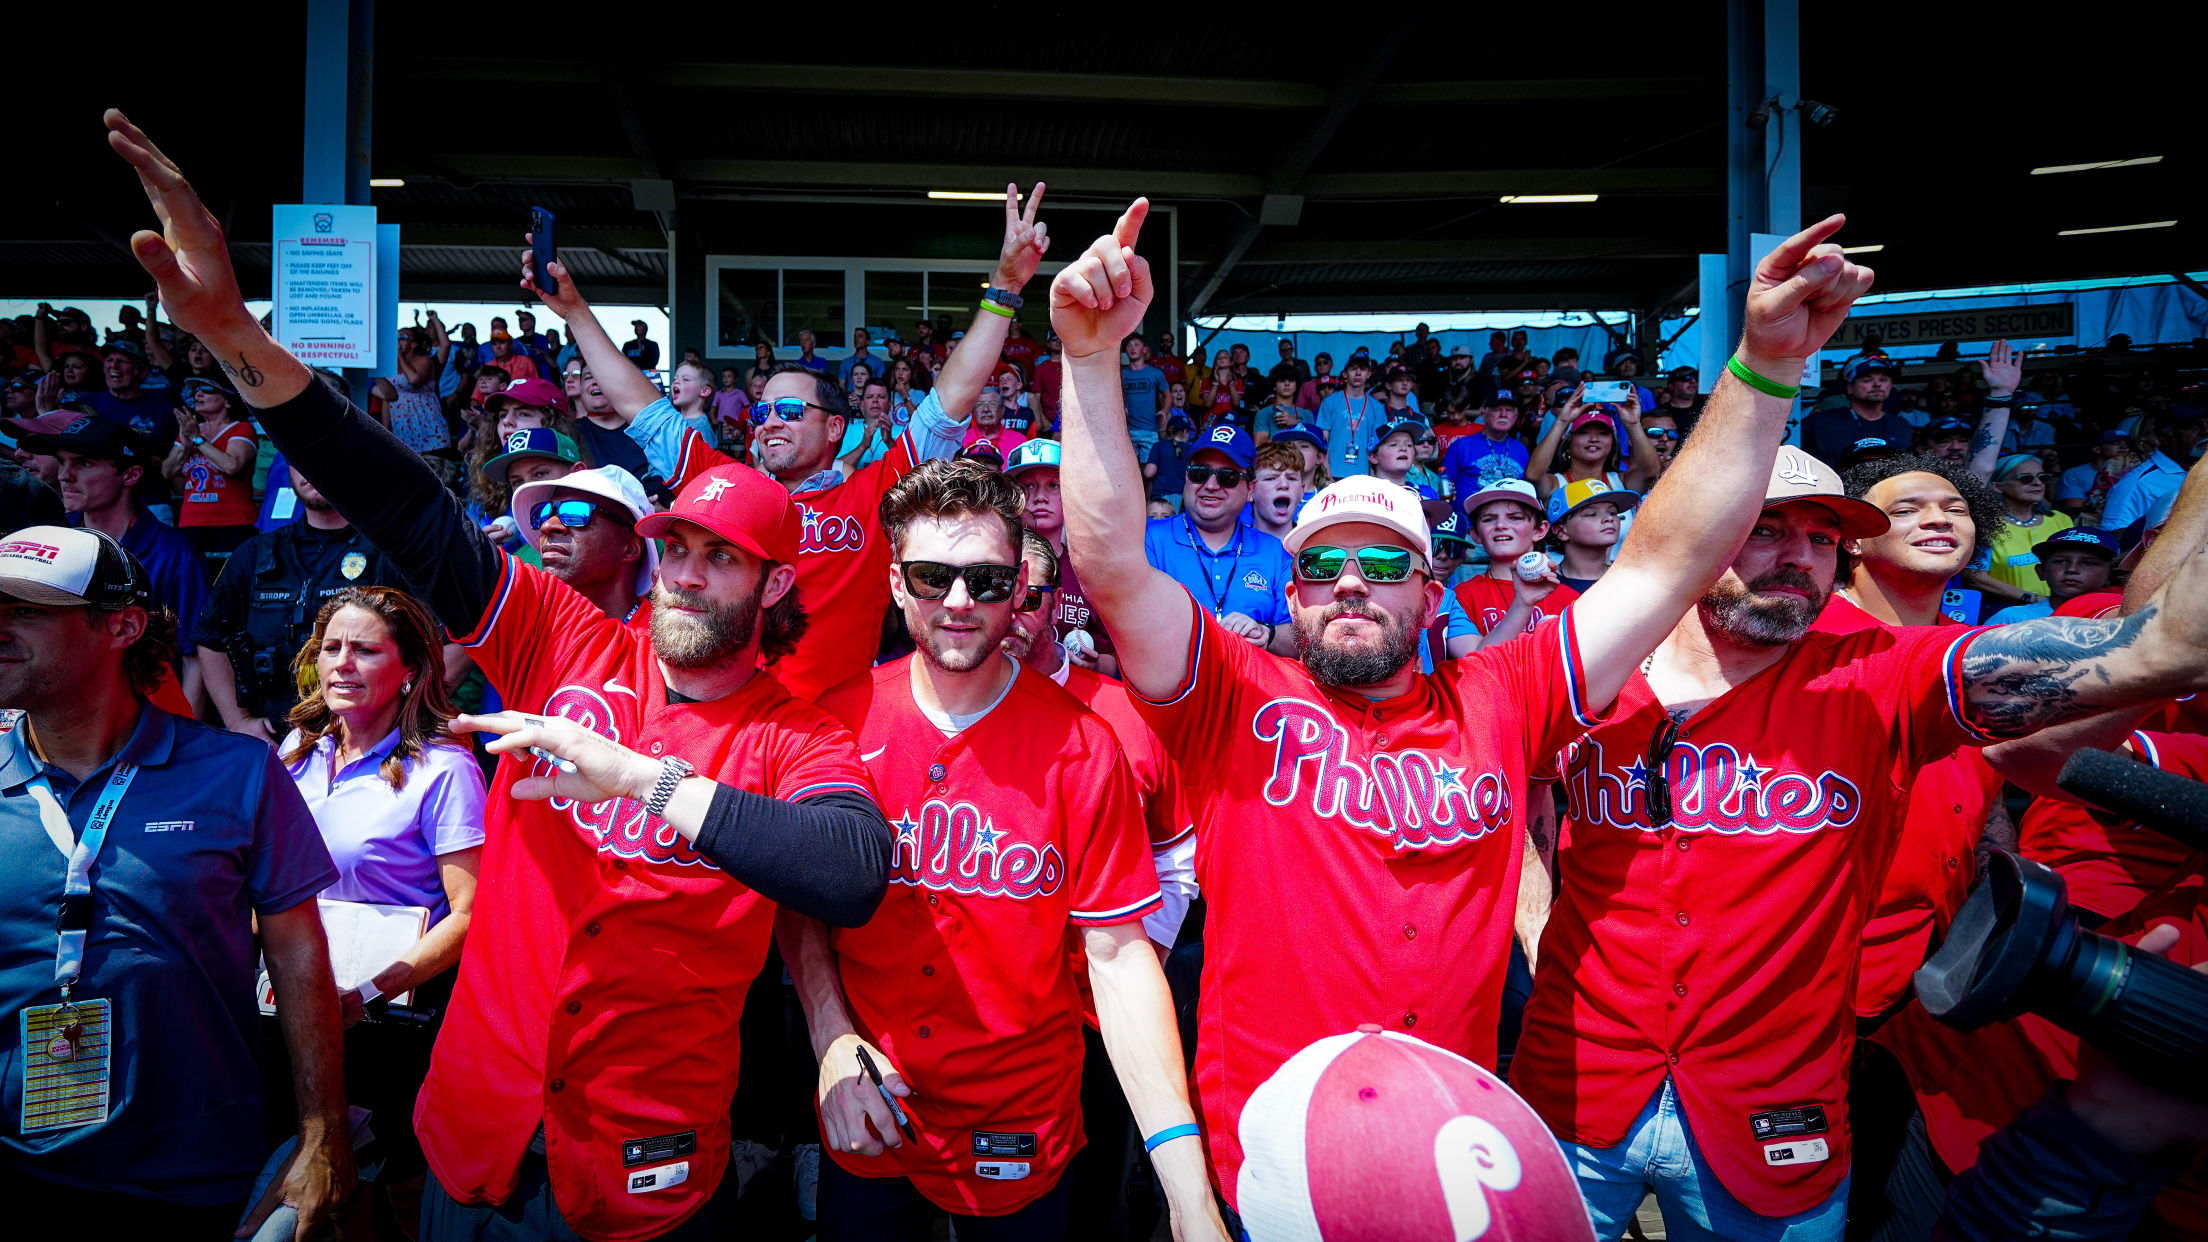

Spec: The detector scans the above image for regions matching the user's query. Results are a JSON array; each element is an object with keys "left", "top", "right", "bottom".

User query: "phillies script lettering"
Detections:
[
  {"left": 1560, "top": 735, "right": 1864, "bottom": 835},
  {"left": 798, "top": 502, "right": 866, "bottom": 554},
  {"left": 1252, "top": 697, "right": 1510, "bottom": 850},
  {"left": 890, "top": 799, "right": 1065, "bottom": 899},
  {"left": 536, "top": 684, "right": 716, "bottom": 867}
]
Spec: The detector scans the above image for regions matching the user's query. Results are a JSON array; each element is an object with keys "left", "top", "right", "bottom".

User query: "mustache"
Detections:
[{"left": 1747, "top": 568, "right": 1819, "bottom": 595}]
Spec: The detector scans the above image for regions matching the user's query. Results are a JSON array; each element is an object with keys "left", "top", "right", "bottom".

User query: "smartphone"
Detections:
[
  {"left": 530, "top": 206, "right": 559, "bottom": 296},
  {"left": 1580, "top": 380, "right": 1635, "bottom": 404}
]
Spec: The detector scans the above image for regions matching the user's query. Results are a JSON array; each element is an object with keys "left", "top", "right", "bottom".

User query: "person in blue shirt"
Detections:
[
  {"left": 1143, "top": 424, "right": 1295, "bottom": 655},
  {"left": 1442, "top": 390, "right": 1532, "bottom": 512},
  {"left": 1120, "top": 334, "right": 1171, "bottom": 457},
  {"left": 1983, "top": 526, "right": 2119, "bottom": 624},
  {"left": 83, "top": 341, "right": 175, "bottom": 453},
  {"left": 2102, "top": 408, "right": 2204, "bottom": 530},
  {"left": 1313, "top": 354, "right": 1387, "bottom": 481},
  {"left": 0, "top": 525, "right": 347, "bottom": 1234},
  {"left": 1145, "top": 414, "right": 1196, "bottom": 500}
]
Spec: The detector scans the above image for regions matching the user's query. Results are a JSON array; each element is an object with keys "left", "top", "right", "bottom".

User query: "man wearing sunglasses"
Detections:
[
  {"left": 507, "top": 461, "right": 656, "bottom": 624},
  {"left": 785, "top": 460, "right": 1226, "bottom": 1242},
  {"left": 1143, "top": 423, "right": 1296, "bottom": 656},
  {"left": 105, "top": 113, "right": 895, "bottom": 1242},
  {"left": 1512, "top": 433, "right": 2208, "bottom": 1238},
  {"left": 1053, "top": 200, "right": 1887, "bottom": 1228},
  {"left": 533, "top": 185, "right": 1051, "bottom": 702}
]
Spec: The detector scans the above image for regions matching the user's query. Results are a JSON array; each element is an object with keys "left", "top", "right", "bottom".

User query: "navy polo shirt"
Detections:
[
  {"left": 69, "top": 510, "right": 210, "bottom": 651},
  {"left": 1143, "top": 513, "right": 1293, "bottom": 626},
  {"left": 0, "top": 705, "right": 335, "bottom": 1204}
]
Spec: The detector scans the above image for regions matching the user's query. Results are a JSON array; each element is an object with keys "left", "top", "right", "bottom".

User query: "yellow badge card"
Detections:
[{"left": 20, "top": 999, "right": 111, "bottom": 1132}]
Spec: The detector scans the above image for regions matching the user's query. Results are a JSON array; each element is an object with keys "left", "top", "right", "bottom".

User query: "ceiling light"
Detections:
[
  {"left": 1840, "top": 244, "right": 1884, "bottom": 254},
  {"left": 1498, "top": 194, "right": 1599, "bottom": 204},
  {"left": 927, "top": 190, "right": 1017, "bottom": 202},
  {"left": 2057, "top": 220, "right": 2178, "bottom": 237},
  {"left": 368, "top": 177, "right": 405, "bottom": 188},
  {"left": 2030, "top": 156, "right": 2163, "bottom": 175}
]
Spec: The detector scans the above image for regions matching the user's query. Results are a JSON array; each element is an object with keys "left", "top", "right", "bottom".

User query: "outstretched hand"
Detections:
[
  {"left": 454, "top": 711, "right": 659, "bottom": 805},
  {"left": 1739, "top": 214, "right": 1876, "bottom": 367},
  {"left": 1981, "top": 339, "right": 2023, "bottom": 396},
  {"left": 994, "top": 183, "right": 1051, "bottom": 292},
  {"left": 1049, "top": 199, "right": 1153, "bottom": 360},
  {"left": 104, "top": 110, "right": 256, "bottom": 343}
]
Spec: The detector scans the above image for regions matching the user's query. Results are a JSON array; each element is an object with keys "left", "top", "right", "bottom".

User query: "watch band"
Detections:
[
  {"left": 981, "top": 287, "right": 1025, "bottom": 310},
  {"left": 1981, "top": 395, "right": 2015, "bottom": 408},
  {"left": 645, "top": 756, "right": 694, "bottom": 820}
]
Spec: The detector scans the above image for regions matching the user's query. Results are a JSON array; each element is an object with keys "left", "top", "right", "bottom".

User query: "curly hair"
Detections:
[
  {"left": 1841, "top": 452, "right": 2007, "bottom": 565},
  {"left": 879, "top": 457, "right": 1027, "bottom": 558},
  {"left": 282, "top": 587, "right": 463, "bottom": 792},
  {"left": 755, "top": 575, "right": 810, "bottom": 665}
]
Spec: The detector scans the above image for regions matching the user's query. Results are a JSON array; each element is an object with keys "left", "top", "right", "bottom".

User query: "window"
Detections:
[
  {"left": 781, "top": 270, "right": 845, "bottom": 348},
  {"left": 864, "top": 271, "right": 926, "bottom": 339},
  {"left": 929, "top": 271, "right": 989, "bottom": 323},
  {"left": 716, "top": 268, "right": 776, "bottom": 350}
]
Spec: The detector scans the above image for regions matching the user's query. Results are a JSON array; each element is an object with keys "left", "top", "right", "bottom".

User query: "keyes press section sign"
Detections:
[{"left": 1831, "top": 303, "right": 2075, "bottom": 352}]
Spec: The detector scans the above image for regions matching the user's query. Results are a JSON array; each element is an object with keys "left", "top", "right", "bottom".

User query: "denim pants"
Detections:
[{"left": 1564, "top": 1078, "right": 1849, "bottom": 1242}]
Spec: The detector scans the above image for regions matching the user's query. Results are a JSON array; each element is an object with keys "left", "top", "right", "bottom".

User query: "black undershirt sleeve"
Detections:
[
  {"left": 248, "top": 376, "right": 501, "bottom": 638},
  {"left": 691, "top": 788, "right": 890, "bottom": 927}
]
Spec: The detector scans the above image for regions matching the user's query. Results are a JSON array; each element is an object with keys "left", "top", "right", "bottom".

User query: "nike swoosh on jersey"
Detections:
[
  {"left": 603, "top": 677, "right": 638, "bottom": 700},
  {"left": 860, "top": 746, "right": 886, "bottom": 762}
]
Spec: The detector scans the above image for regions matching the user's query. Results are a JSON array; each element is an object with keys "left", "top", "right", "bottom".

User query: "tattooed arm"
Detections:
[
  {"left": 1973, "top": 797, "right": 2016, "bottom": 880},
  {"left": 1958, "top": 534, "right": 2208, "bottom": 734}
]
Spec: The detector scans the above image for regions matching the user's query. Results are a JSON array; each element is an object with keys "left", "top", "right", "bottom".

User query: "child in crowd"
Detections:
[
  {"left": 1146, "top": 497, "right": 1176, "bottom": 520},
  {"left": 1247, "top": 441, "right": 1306, "bottom": 542},
  {"left": 1367, "top": 419, "right": 1450, "bottom": 525},
  {"left": 1546, "top": 477, "right": 1637, "bottom": 594},
  {"left": 1448, "top": 479, "right": 1575, "bottom": 654},
  {"left": 1983, "top": 526, "right": 2121, "bottom": 623},
  {"left": 1144, "top": 414, "right": 1195, "bottom": 501}
]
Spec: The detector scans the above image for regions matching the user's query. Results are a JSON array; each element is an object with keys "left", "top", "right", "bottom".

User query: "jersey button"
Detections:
[
  {"left": 549, "top": 1078, "right": 566, "bottom": 1093},
  {"left": 1666, "top": 1054, "right": 1679, "bottom": 1067},
  {"left": 1946, "top": 856, "right": 1960, "bottom": 869},
  {"left": 613, "top": 860, "right": 628, "bottom": 871},
  {"left": 921, "top": 964, "right": 935, "bottom": 977},
  {"left": 1401, "top": 923, "right": 1416, "bottom": 940},
  {"left": 585, "top": 922, "right": 602, "bottom": 937},
  {"left": 651, "top": 741, "right": 665, "bottom": 756},
  {"left": 918, "top": 1025, "right": 932, "bottom": 1039},
  {"left": 927, "top": 894, "right": 940, "bottom": 907},
  {"left": 1673, "top": 983, "right": 1688, "bottom": 997},
  {"left": 1675, "top": 911, "right": 1690, "bottom": 926},
  {"left": 1402, "top": 1011, "right": 1418, "bottom": 1028},
  {"left": 928, "top": 763, "right": 947, "bottom": 782},
  {"left": 566, "top": 1001, "right": 582, "bottom": 1015},
  {"left": 1676, "top": 838, "right": 1691, "bottom": 852}
]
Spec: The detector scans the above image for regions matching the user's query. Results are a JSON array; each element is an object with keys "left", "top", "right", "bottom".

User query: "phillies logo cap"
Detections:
[
  {"left": 1762, "top": 445, "right": 1888, "bottom": 538},
  {"left": 0, "top": 525, "right": 151, "bottom": 610},
  {"left": 1236, "top": 1027, "right": 1592, "bottom": 1241},
  {"left": 637, "top": 464, "right": 802, "bottom": 565},
  {"left": 484, "top": 376, "right": 570, "bottom": 417},
  {"left": 1285, "top": 477, "right": 1434, "bottom": 571}
]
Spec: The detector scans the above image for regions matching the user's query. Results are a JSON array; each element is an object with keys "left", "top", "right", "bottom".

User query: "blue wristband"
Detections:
[{"left": 1144, "top": 1123, "right": 1201, "bottom": 1153}]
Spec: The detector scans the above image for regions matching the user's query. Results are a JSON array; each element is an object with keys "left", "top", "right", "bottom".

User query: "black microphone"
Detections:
[{"left": 2056, "top": 747, "right": 2208, "bottom": 854}]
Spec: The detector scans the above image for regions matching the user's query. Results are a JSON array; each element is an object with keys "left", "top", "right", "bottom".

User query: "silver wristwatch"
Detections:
[{"left": 645, "top": 755, "right": 694, "bottom": 820}]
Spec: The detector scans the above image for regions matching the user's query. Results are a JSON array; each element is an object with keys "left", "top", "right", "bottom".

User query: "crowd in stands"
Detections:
[{"left": 5, "top": 116, "right": 2208, "bottom": 1242}]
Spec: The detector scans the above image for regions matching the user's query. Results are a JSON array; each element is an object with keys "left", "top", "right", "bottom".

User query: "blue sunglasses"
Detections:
[{"left": 750, "top": 397, "right": 833, "bottom": 425}]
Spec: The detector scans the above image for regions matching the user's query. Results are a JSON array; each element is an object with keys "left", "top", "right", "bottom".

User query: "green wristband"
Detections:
[
  {"left": 1726, "top": 355, "right": 1801, "bottom": 400},
  {"left": 976, "top": 298, "right": 1014, "bottom": 319}
]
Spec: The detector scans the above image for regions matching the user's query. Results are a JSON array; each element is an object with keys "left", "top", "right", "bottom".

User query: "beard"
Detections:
[
  {"left": 1294, "top": 598, "right": 1422, "bottom": 687},
  {"left": 1699, "top": 567, "right": 1829, "bottom": 646},
  {"left": 651, "top": 578, "right": 763, "bottom": 668}
]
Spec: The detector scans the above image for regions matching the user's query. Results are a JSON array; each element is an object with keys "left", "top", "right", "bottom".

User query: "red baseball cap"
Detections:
[
  {"left": 1565, "top": 409, "right": 1612, "bottom": 435},
  {"left": 1237, "top": 1027, "right": 1592, "bottom": 1241},
  {"left": 635, "top": 464, "right": 801, "bottom": 564},
  {"left": 484, "top": 377, "right": 569, "bottom": 416}
]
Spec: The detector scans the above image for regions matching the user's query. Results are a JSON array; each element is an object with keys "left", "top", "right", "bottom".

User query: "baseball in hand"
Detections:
[{"left": 1515, "top": 553, "right": 1551, "bottom": 582}]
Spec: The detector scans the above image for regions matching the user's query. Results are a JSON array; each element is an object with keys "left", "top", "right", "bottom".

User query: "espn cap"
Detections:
[
  {"left": 0, "top": 526, "right": 151, "bottom": 610},
  {"left": 1763, "top": 445, "right": 1889, "bottom": 538},
  {"left": 514, "top": 465, "right": 660, "bottom": 598},
  {"left": 1286, "top": 477, "right": 1433, "bottom": 572},
  {"left": 1236, "top": 1027, "right": 1593, "bottom": 1242},
  {"left": 636, "top": 464, "right": 800, "bottom": 566}
]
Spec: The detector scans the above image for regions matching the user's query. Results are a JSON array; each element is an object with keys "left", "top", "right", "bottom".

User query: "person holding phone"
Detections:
[{"left": 1525, "top": 388, "right": 1662, "bottom": 505}]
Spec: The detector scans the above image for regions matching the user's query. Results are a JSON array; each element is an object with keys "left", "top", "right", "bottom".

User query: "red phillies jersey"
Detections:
[
  {"left": 2021, "top": 728, "right": 2204, "bottom": 922},
  {"left": 417, "top": 554, "right": 875, "bottom": 1241},
  {"left": 1131, "top": 592, "right": 1605, "bottom": 1207},
  {"left": 1809, "top": 596, "right": 2001, "bottom": 1019},
  {"left": 1514, "top": 624, "right": 1995, "bottom": 1217},
  {"left": 815, "top": 660, "right": 1162, "bottom": 1215},
  {"left": 1453, "top": 575, "right": 1580, "bottom": 638},
  {"left": 656, "top": 415, "right": 927, "bottom": 701},
  {"left": 2054, "top": 589, "right": 2122, "bottom": 618}
]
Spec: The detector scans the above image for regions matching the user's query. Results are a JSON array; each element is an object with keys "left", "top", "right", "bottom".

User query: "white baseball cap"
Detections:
[
  {"left": 1458, "top": 478, "right": 1544, "bottom": 523},
  {"left": 510, "top": 465, "right": 661, "bottom": 598},
  {"left": 1284, "top": 477, "right": 1434, "bottom": 571},
  {"left": 0, "top": 526, "right": 150, "bottom": 609},
  {"left": 1763, "top": 445, "right": 1888, "bottom": 539},
  {"left": 1237, "top": 1027, "right": 1593, "bottom": 1242}
]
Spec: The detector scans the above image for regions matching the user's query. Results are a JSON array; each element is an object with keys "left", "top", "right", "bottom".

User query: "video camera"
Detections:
[{"left": 1914, "top": 748, "right": 2208, "bottom": 1098}]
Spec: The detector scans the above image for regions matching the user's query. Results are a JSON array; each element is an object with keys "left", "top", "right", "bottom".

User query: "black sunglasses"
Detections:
[
  {"left": 1185, "top": 465, "right": 1248, "bottom": 488},
  {"left": 1017, "top": 583, "right": 1058, "bottom": 614},
  {"left": 1643, "top": 714, "right": 1683, "bottom": 828},
  {"left": 900, "top": 560, "right": 1020, "bottom": 603},
  {"left": 529, "top": 499, "right": 616, "bottom": 530},
  {"left": 750, "top": 397, "right": 833, "bottom": 425}
]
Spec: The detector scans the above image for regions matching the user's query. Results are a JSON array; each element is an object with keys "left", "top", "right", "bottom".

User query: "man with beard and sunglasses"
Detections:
[
  {"left": 1052, "top": 198, "right": 1881, "bottom": 1224},
  {"left": 532, "top": 186, "right": 1050, "bottom": 701},
  {"left": 784, "top": 461, "right": 1226, "bottom": 1242},
  {"left": 1514, "top": 438, "right": 2208, "bottom": 1240},
  {"left": 104, "top": 111, "right": 893, "bottom": 1241}
]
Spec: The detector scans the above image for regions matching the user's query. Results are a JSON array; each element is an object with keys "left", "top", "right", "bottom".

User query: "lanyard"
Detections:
[
  {"left": 1343, "top": 393, "right": 1374, "bottom": 456},
  {"left": 25, "top": 762, "right": 138, "bottom": 999},
  {"left": 1180, "top": 515, "right": 1245, "bottom": 616}
]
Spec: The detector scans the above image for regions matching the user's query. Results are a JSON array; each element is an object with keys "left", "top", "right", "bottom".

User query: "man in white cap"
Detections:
[
  {"left": 1049, "top": 196, "right": 1880, "bottom": 1224},
  {"left": 507, "top": 463, "right": 658, "bottom": 624},
  {"left": 1513, "top": 446, "right": 2208, "bottom": 1239}
]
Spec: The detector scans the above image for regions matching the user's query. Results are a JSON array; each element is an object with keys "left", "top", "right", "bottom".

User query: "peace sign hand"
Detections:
[
  {"left": 993, "top": 183, "right": 1051, "bottom": 293},
  {"left": 1049, "top": 199, "right": 1153, "bottom": 361},
  {"left": 1740, "top": 214, "right": 1876, "bottom": 369}
]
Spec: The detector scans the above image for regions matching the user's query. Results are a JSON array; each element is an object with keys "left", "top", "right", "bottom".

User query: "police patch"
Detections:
[{"left": 341, "top": 552, "right": 367, "bottom": 580}]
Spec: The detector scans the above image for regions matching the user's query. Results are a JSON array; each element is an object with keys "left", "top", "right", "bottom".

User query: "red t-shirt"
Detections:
[
  {"left": 177, "top": 419, "right": 260, "bottom": 528},
  {"left": 1453, "top": 575, "right": 1581, "bottom": 639},
  {"left": 417, "top": 553, "right": 875, "bottom": 1241},
  {"left": 815, "top": 660, "right": 1161, "bottom": 1216},
  {"left": 1131, "top": 592, "right": 1606, "bottom": 1206},
  {"left": 1032, "top": 359, "right": 1063, "bottom": 420},
  {"left": 998, "top": 338, "right": 1040, "bottom": 381},
  {"left": 1516, "top": 623, "right": 1996, "bottom": 1216}
]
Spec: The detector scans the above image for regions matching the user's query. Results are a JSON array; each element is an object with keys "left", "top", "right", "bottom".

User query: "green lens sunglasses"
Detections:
[{"left": 1294, "top": 545, "right": 1418, "bottom": 584}]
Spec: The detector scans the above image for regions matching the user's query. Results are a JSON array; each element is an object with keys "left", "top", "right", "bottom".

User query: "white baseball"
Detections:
[{"left": 1515, "top": 552, "right": 1550, "bottom": 582}]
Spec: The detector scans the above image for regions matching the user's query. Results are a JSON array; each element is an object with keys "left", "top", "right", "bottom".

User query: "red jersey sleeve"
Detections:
[
  {"left": 766, "top": 705, "right": 880, "bottom": 808},
  {"left": 1064, "top": 718, "right": 1165, "bottom": 927},
  {"left": 1872, "top": 625, "right": 2003, "bottom": 765},
  {"left": 666, "top": 424, "right": 739, "bottom": 493},
  {"left": 1462, "top": 604, "right": 1609, "bottom": 766},
  {"left": 1127, "top": 588, "right": 1252, "bottom": 765},
  {"left": 452, "top": 550, "right": 635, "bottom": 698}
]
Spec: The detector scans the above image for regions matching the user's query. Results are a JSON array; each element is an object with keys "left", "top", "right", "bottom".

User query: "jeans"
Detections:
[
  {"left": 1565, "top": 1078, "right": 1850, "bottom": 1242},
  {"left": 1130, "top": 430, "right": 1160, "bottom": 463}
]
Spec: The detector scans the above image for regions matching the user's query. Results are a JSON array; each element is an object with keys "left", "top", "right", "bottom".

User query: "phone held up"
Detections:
[{"left": 531, "top": 206, "right": 559, "bottom": 297}]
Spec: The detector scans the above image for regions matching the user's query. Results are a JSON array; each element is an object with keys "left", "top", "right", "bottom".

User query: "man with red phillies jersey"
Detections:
[
  {"left": 535, "top": 187, "right": 1053, "bottom": 701},
  {"left": 105, "top": 111, "right": 893, "bottom": 1242},
  {"left": 782, "top": 461, "right": 1225, "bottom": 1241},
  {"left": 1052, "top": 194, "right": 1884, "bottom": 1224},
  {"left": 1516, "top": 432, "right": 2208, "bottom": 1237}
]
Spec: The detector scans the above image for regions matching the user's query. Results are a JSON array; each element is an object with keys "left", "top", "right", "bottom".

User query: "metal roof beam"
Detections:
[
  {"left": 387, "top": 154, "right": 1265, "bottom": 198},
  {"left": 1366, "top": 78, "right": 1717, "bottom": 105},
  {"left": 1202, "top": 291, "right": 1649, "bottom": 314},
  {"left": 1236, "top": 238, "right": 1690, "bottom": 265}
]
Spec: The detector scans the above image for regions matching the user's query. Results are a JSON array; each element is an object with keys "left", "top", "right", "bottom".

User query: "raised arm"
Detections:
[
  {"left": 1572, "top": 216, "right": 1876, "bottom": 712},
  {"left": 1523, "top": 393, "right": 1575, "bottom": 496},
  {"left": 518, "top": 248, "right": 662, "bottom": 420},
  {"left": 1965, "top": 340, "right": 2020, "bottom": 482},
  {"left": 142, "top": 295, "right": 174, "bottom": 371},
  {"left": 1617, "top": 391, "right": 1662, "bottom": 491},
  {"left": 2122, "top": 451, "right": 2208, "bottom": 614},
  {"left": 1053, "top": 200, "right": 1200, "bottom": 702},
  {"left": 929, "top": 184, "right": 1051, "bottom": 421}
]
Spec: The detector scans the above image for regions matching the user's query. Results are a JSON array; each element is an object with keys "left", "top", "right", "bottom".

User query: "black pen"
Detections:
[{"left": 855, "top": 1045, "right": 917, "bottom": 1143}]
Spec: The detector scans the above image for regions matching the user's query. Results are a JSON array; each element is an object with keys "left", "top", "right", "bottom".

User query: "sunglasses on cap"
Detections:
[
  {"left": 529, "top": 499, "right": 620, "bottom": 530},
  {"left": 1185, "top": 465, "right": 1248, "bottom": 488},
  {"left": 1017, "top": 583, "right": 1057, "bottom": 614},
  {"left": 1294, "top": 545, "right": 1418, "bottom": 584},
  {"left": 900, "top": 560, "right": 1021, "bottom": 603},
  {"left": 750, "top": 397, "right": 833, "bottom": 425}
]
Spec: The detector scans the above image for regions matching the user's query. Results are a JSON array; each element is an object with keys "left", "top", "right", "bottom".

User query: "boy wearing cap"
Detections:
[
  {"left": 1983, "top": 526, "right": 2119, "bottom": 623},
  {"left": 1548, "top": 479, "right": 1637, "bottom": 593},
  {"left": 1144, "top": 414, "right": 1195, "bottom": 502},
  {"left": 1449, "top": 479, "right": 1576, "bottom": 655},
  {"left": 1366, "top": 419, "right": 1449, "bottom": 525},
  {"left": 1145, "top": 424, "right": 1296, "bottom": 656}
]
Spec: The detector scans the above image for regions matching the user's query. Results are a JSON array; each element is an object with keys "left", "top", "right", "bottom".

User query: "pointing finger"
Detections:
[
  {"left": 1755, "top": 214, "right": 1847, "bottom": 282},
  {"left": 1112, "top": 198, "right": 1150, "bottom": 251}
]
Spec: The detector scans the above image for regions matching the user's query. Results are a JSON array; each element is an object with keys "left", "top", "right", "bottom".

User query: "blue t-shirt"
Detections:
[
  {"left": 1147, "top": 437, "right": 1193, "bottom": 498},
  {"left": 0, "top": 706, "right": 336, "bottom": 1203},
  {"left": 1143, "top": 514, "right": 1292, "bottom": 626},
  {"left": 1121, "top": 365, "right": 1169, "bottom": 436},
  {"left": 1442, "top": 433, "right": 1532, "bottom": 509},
  {"left": 85, "top": 389, "right": 174, "bottom": 442},
  {"left": 1314, "top": 390, "right": 1390, "bottom": 481},
  {"left": 1984, "top": 600, "right": 2054, "bottom": 625},
  {"left": 74, "top": 509, "right": 210, "bottom": 650}
]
